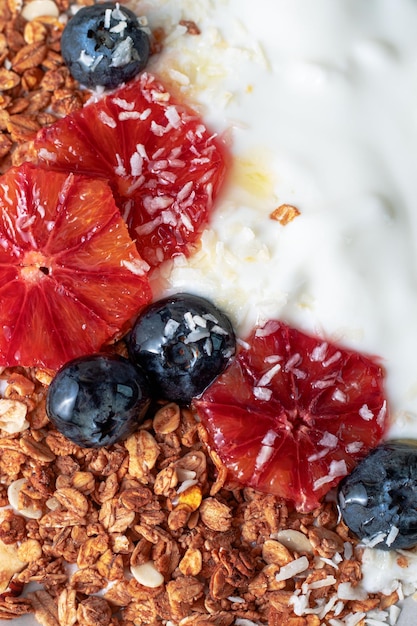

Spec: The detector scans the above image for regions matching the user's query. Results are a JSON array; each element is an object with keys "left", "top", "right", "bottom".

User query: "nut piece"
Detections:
[
  {"left": 274, "top": 529, "right": 314, "bottom": 554},
  {"left": 0, "top": 399, "right": 29, "bottom": 434},
  {"left": 0, "top": 538, "right": 27, "bottom": 593},
  {"left": 176, "top": 484, "right": 202, "bottom": 512},
  {"left": 24, "top": 20, "right": 48, "bottom": 45},
  {"left": 21, "top": 0, "right": 59, "bottom": 21},
  {"left": 130, "top": 560, "right": 164, "bottom": 588},
  {"left": 7, "top": 478, "right": 42, "bottom": 519}
]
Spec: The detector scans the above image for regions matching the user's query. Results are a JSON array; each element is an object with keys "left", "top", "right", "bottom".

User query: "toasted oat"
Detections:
[{"left": 270, "top": 203, "right": 301, "bottom": 225}]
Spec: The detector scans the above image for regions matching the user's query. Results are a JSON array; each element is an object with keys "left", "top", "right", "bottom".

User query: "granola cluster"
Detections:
[{"left": 0, "top": 1, "right": 406, "bottom": 624}]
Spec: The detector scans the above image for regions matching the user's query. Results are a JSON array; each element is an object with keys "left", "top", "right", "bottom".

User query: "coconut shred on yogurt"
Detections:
[{"left": 134, "top": 0, "right": 417, "bottom": 606}]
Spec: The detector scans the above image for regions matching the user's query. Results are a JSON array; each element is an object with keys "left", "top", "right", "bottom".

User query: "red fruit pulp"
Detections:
[
  {"left": 34, "top": 72, "right": 228, "bottom": 267},
  {"left": 0, "top": 163, "right": 152, "bottom": 370},
  {"left": 194, "top": 320, "right": 388, "bottom": 512}
]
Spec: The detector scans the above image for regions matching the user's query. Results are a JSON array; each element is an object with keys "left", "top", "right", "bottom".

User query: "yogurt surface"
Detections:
[{"left": 135, "top": 0, "right": 417, "bottom": 443}]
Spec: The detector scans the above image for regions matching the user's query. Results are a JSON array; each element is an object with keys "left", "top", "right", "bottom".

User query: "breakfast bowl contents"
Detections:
[{"left": 1, "top": 0, "right": 417, "bottom": 625}]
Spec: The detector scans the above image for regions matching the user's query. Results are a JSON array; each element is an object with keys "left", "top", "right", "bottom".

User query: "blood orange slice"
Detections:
[
  {"left": 34, "top": 72, "right": 228, "bottom": 267},
  {"left": 0, "top": 163, "right": 151, "bottom": 370},
  {"left": 194, "top": 320, "right": 388, "bottom": 512}
]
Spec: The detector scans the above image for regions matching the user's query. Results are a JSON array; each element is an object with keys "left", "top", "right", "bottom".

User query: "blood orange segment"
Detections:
[
  {"left": 0, "top": 163, "right": 152, "bottom": 370},
  {"left": 194, "top": 320, "right": 388, "bottom": 512},
  {"left": 34, "top": 72, "right": 228, "bottom": 267}
]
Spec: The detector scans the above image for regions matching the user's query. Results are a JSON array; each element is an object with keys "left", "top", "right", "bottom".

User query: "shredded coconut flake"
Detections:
[
  {"left": 359, "top": 404, "right": 374, "bottom": 421},
  {"left": 113, "top": 96, "right": 135, "bottom": 111},
  {"left": 276, "top": 556, "right": 309, "bottom": 582},
  {"left": 165, "top": 105, "right": 182, "bottom": 129},
  {"left": 164, "top": 319, "right": 180, "bottom": 339},
  {"left": 313, "top": 459, "right": 348, "bottom": 491},
  {"left": 319, "top": 431, "right": 338, "bottom": 448},
  {"left": 121, "top": 258, "right": 150, "bottom": 276},
  {"left": 184, "top": 329, "right": 210, "bottom": 344},
  {"left": 337, "top": 582, "right": 367, "bottom": 601},
  {"left": 119, "top": 111, "right": 142, "bottom": 121},
  {"left": 308, "top": 575, "right": 337, "bottom": 590},
  {"left": 346, "top": 441, "right": 364, "bottom": 454},
  {"left": 253, "top": 386, "right": 272, "bottom": 401},
  {"left": 322, "top": 350, "right": 342, "bottom": 367},
  {"left": 104, "top": 7, "right": 111, "bottom": 29},
  {"left": 98, "top": 110, "right": 117, "bottom": 128},
  {"left": 255, "top": 443, "right": 274, "bottom": 469},
  {"left": 311, "top": 341, "right": 328, "bottom": 362},
  {"left": 332, "top": 388, "right": 347, "bottom": 402},
  {"left": 257, "top": 363, "right": 281, "bottom": 387}
]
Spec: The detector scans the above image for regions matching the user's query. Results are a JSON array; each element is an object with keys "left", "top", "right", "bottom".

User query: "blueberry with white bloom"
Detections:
[
  {"left": 61, "top": 2, "right": 150, "bottom": 89},
  {"left": 128, "top": 293, "right": 236, "bottom": 404},
  {"left": 338, "top": 441, "right": 417, "bottom": 550}
]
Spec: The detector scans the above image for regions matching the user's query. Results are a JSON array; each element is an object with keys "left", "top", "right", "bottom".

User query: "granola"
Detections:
[{"left": 0, "top": 361, "right": 402, "bottom": 625}]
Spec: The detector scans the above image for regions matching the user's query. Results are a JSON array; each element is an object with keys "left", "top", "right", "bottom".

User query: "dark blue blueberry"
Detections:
[
  {"left": 128, "top": 293, "right": 236, "bottom": 404},
  {"left": 61, "top": 2, "right": 150, "bottom": 89},
  {"left": 338, "top": 441, "right": 417, "bottom": 550},
  {"left": 46, "top": 354, "right": 151, "bottom": 447}
]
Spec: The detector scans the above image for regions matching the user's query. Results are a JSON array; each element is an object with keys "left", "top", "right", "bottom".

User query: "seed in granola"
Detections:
[
  {"left": 262, "top": 539, "right": 294, "bottom": 566},
  {"left": 130, "top": 560, "right": 164, "bottom": 588},
  {"left": 179, "top": 547, "right": 203, "bottom": 577},
  {"left": 23, "top": 19, "right": 49, "bottom": 44},
  {"left": 17, "top": 538, "right": 43, "bottom": 563}
]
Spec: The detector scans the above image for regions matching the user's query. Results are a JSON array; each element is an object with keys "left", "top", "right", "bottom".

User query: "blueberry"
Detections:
[
  {"left": 46, "top": 354, "right": 151, "bottom": 447},
  {"left": 338, "top": 441, "right": 417, "bottom": 550},
  {"left": 128, "top": 293, "right": 236, "bottom": 404},
  {"left": 61, "top": 2, "right": 150, "bottom": 89}
]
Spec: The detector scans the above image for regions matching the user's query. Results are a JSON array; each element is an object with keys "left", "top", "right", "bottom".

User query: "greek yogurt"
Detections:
[{"left": 137, "top": 0, "right": 417, "bottom": 439}]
